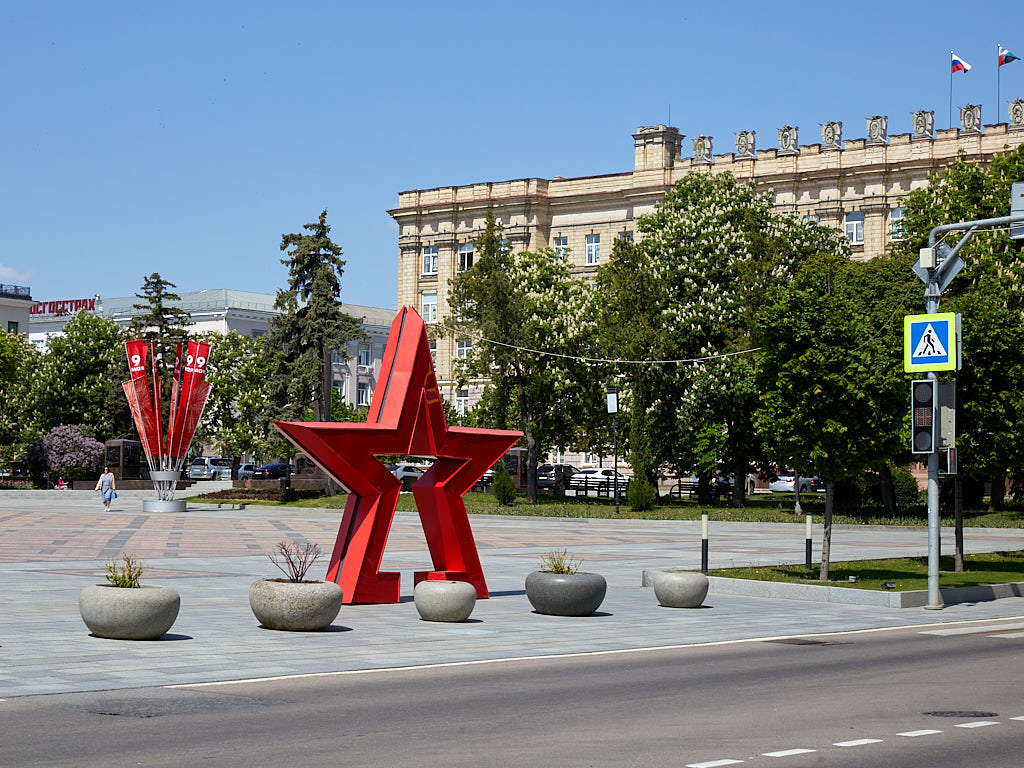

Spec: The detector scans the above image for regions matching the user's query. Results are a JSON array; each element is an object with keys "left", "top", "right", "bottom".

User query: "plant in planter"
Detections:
[
  {"left": 524, "top": 549, "right": 607, "bottom": 616},
  {"left": 78, "top": 553, "right": 181, "bottom": 640},
  {"left": 249, "top": 541, "right": 344, "bottom": 631}
]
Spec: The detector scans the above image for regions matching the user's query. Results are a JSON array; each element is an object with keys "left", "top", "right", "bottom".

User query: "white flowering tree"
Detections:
[
  {"left": 631, "top": 172, "right": 848, "bottom": 505},
  {"left": 446, "top": 211, "right": 603, "bottom": 502}
]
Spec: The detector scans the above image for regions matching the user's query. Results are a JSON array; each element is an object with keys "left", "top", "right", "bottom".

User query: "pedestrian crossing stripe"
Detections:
[{"left": 904, "top": 313, "right": 959, "bottom": 372}]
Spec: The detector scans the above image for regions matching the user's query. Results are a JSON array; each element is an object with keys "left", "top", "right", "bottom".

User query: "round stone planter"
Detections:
[
  {"left": 525, "top": 571, "right": 607, "bottom": 616},
  {"left": 413, "top": 580, "right": 477, "bottom": 622},
  {"left": 652, "top": 570, "right": 709, "bottom": 608},
  {"left": 78, "top": 584, "right": 181, "bottom": 640},
  {"left": 249, "top": 578, "right": 343, "bottom": 631}
]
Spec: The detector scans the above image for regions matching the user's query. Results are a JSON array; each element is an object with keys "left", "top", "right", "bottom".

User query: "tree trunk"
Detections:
[
  {"left": 525, "top": 430, "right": 539, "bottom": 504},
  {"left": 954, "top": 475, "right": 964, "bottom": 573},
  {"left": 878, "top": 464, "right": 897, "bottom": 517},
  {"left": 818, "top": 478, "right": 835, "bottom": 581},
  {"left": 731, "top": 457, "right": 747, "bottom": 508},
  {"left": 989, "top": 475, "right": 1006, "bottom": 512},
  {"left": 320, "top": 343, "right": 336, "bottom": 496},
  {"left": 697, "top": 471, "right": 713, "bottom": 506}
]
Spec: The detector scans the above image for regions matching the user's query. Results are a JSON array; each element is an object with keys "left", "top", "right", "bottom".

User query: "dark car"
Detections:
[
  {"left": 253, "top": 463, "right": 291, "bottom": 479},
  {"left": 537, "top": 464, "right": 579, "bottom": 489}
]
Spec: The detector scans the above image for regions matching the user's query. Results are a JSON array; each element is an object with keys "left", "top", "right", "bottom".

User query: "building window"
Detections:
[
  {"left": 458, "top": 243, "right": 474, "bottom": 272},
  {"left": 456, "top": 388, "right": 469, "bottom": 416},
  {"left": 803, "top": 214, "right": 820, "bottom": 224},
  {"left": 585, "top": 234, "right": 601, "bottom": 265},
  {"left": 429, "top": 338, "right": 437, "bottom": 362},
  {"left": 357, "top": 381, "right": 371, "bottom": 407},
  {"left": 422, "top": 245, "right": 438, "bottom": 275},
  {"left": 357, "top": 343, "right": 372, "bottom": 367},
  {"left": 456, "top": 338, "right": 472, "bottom": 360},
  {"left": 617, "top": 230, "right": 633, "bottom": 243},
  {"left": 421, "top": 292, "right": 437, "bottom": 323},
  {"left": 889, "top": 207, "right": 905, "bottom": 241},
  {"left": 584, "top": 451, "right": 599, "bottom": 465},
  {"left": 844, "top": 212, "right": 864, "bottom": 245},
  {"left": 553, "top": 235, "right": 568, "bottom": 258},
  {"left": 551, "top": 448, "right": 566, "bottom": 464},
  {"left": 7, "top": 321, "right": 18, "bottom": 334}
]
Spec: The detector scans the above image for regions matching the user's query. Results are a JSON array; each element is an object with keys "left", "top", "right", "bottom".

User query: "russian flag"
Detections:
[
  {"left": 951, "top": 52, "right": 972, "bottom": 73},
  {"left": 999, "top": 46, "right": 1020, "bottom": 67}
]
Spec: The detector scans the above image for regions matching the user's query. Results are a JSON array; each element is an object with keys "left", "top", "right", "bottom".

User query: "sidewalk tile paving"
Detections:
[{"left": 0, "top": 489, "right": 1023, "bottom": 697}]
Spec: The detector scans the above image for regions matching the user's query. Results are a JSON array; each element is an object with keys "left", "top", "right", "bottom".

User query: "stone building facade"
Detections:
[{"left": 390, "top": 103, "right": 1024, "bottom": 426}]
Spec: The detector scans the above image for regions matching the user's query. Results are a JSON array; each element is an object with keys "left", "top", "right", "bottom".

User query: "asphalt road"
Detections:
[{"left": 4, "top": 618, "right": 1023, "bottom": 768}]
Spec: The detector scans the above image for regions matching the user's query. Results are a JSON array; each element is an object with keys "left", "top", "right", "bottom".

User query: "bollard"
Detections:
[
  {"left": 701, "top": 509, "right": 709, "bottom": 574},
  {"left": 805, "top": 510, "right": 813, "bottom": 570}
]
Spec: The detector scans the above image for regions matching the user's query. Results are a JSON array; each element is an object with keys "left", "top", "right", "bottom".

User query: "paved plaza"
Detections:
[{"left": 2, "top": 488, "right": 1024, "bottom": 698}]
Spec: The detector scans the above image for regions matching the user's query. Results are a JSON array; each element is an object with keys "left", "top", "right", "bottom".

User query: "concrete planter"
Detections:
[
  {"left": 525, "top": 571, "right": 607, "bottom": 616},
  {"left": 249, "top": 578, "right": 343, "bottom": 631},
  {"left": 652, "top": 570, "right": 709, "bottom": 608},
  {"left": 413, "top": 580, "right": 477, "bottom": 622},
  {"left": 78, "top": 584, "right": 181, "bottom": 640}
]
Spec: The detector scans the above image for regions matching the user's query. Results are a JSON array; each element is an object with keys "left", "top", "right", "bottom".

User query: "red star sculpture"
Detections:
[{"left": 275, "top": 307, "right": 522, "bottom": 604}]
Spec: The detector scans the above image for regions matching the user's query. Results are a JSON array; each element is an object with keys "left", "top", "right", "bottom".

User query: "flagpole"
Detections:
[
  {"left": 998, "top": 43, "right": 1001, "bottom": 124},
  {"left": 949, "top": 51, "right": 954, "bottom": 130}
]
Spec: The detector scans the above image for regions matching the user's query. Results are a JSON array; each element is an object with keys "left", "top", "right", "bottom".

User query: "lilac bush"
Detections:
[{"left": 42, "top": 425, "right": 104, "bottom": 482}]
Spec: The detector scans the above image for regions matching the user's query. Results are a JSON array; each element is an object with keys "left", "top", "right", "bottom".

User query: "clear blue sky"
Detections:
[{"left": 2, "top": 1, "right": 1022, "bottom": 310}]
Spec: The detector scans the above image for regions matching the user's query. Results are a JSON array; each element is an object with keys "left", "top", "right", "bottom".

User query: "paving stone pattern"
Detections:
[{"left": 1, "top": 490, "right": 1023, "bottom": 697}]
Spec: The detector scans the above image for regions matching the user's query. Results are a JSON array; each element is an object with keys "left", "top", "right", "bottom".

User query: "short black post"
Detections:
[
  {"left": 804, "top": 508, "right": 813, "bottom": 571},
  {"left": 701, "top": 509, "right": 709, "bottom": 574}
]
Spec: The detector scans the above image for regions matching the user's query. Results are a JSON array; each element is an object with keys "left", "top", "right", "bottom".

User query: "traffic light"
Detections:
[{"left": 911, "top": 379, "right": 937, "bottom": 454}]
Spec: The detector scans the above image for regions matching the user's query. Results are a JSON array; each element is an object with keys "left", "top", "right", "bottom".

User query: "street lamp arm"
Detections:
[{"left": 928, "top": 214, "right": 1024, "bottom": 246}]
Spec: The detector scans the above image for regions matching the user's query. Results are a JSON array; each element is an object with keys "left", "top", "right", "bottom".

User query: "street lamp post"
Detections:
[{"left": 606, "top": 387, "right": 619, "bottom": 515}]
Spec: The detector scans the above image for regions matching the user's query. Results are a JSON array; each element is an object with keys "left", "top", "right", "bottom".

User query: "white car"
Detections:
[
  {"left": 389, "top": 463, "right": 425, "bottom": 489},
  {"left": 569, "top": 468, "right": 629, "bottom": 492},
  {"left": 769, "top": 472, "right": 824, "bottom": 493}
]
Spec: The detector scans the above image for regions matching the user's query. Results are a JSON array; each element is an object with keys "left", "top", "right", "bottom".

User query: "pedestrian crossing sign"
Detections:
[{"left": 904, "top": 313, "right": 959, "bottom": 372}]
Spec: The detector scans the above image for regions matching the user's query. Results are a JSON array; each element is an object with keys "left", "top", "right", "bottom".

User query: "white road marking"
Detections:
[
  {"left": 955, "top": 721, "right": 999, "bottom": 728},
  {"left": 920, "top": 621, "right": 1024, "bottom": 636},
  {"left": 833, "top": 738, "right": 883, "bottom": 747},
  {"left": 686, "top": 760, "right": 744, "bottom": 768},
  {"left": 762, "top": 749, "right": 816, "bottom": 757},
  {"left": 990, "top": 631, "right": 1024, "bottom": 638},
  {"left": 1011, "top": 716, "right": 1024, "bottom": 721},
  {"left": 898, "top": 729, "right": 943, "bottom": 737}
]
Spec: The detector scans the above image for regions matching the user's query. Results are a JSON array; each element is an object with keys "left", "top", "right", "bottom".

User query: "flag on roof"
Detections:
[
  {"left": 951, "top": 52, "right": 972, "bottom": 73},
  {"left": 999, "top": 45, "right": 1020, "bottom": 67}
]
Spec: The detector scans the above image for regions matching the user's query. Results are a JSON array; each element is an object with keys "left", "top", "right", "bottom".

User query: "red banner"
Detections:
[
  {"left": 167, "top": 340, "right": 211, "bottom": 459},
  {"left": 166, "top": 343, "right": 183, "bottom": 460},
  {"left": 150, "top": 343, "right": 163, "bottom": 468},
  {"left": 124, "top": 341, "right": 161, "bottom": 460}
]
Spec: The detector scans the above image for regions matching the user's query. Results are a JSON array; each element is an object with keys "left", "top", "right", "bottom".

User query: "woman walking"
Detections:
[{"left": 94, "top": 466, "right": 116, "bottom": 511}]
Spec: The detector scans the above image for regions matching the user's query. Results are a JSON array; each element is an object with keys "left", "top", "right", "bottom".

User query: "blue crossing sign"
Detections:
[{"left": 904, "top": 313, "right": 960, "bottom": 372}]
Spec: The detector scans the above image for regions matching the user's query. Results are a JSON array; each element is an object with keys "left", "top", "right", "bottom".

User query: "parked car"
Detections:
[
  {"left": 769, "top": 472, "right": 824, "bottom": 493},
  {"left": 536, "top": 464, "right": 579, "bottom": 489},
  {"left": 252, "top": 463, "right": 291, "bottom": 479},
  {"left": 237, "top": 463, "right": 257, "bottom": 481},
  {"left": 570, "top": 468, "right": 629, "bottom": 493},
  {"left": 389, "top": 463, "right": 425, "bottom": 490},
  {"left": 188, "top": 456, "right": 234, "bottom": 480}
]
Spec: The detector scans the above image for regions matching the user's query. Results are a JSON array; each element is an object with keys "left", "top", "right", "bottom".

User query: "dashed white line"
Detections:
[
  {"left": 834, "top": 738, "right": 883, "bottom": 747},
  {"left": 956, "top": 721, "right": 999, "bottom": 728},
  {"left": 762, "top": 749, "right": 816, "bottom": 758},
  {"left": 1011, "top": 716, "right": 1024, "bottom": 721},
  {"left": 898, "top": 729, "right": 943, "bottom": 737},
  {"left": 685, "top": 760, "right": 744, "bottom": 768}
]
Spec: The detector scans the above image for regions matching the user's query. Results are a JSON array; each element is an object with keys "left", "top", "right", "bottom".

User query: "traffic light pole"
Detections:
[{"left": 921, "top": 213, "right": 1024, "bottom": 609}]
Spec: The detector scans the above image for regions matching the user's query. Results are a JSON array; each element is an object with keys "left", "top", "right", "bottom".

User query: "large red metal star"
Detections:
[{"left": 275, "top": 307, "right": 522, "bottom": 604}]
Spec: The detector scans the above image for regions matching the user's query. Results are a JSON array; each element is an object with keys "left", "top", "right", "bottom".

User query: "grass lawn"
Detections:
[
  {"left": 706, "top": 551, "right": 1024, "bottom": 592},
  {"left": 184, "top": 488, "right": 1024, "bottom": 529}
]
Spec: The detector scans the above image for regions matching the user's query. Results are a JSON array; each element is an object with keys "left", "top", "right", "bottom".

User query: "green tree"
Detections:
[
  {"left": 445, "top": 211, "right": 602, "bottom": 502},
  {"left": 268, "top": 210, "right": 363, "bottom": 425},
  {"left": 624, "top": 172, "right": 849, "bottom": 505},
  {"left": 898, "top": 145, "right": 1024, "bottom": 515},
  {"left": 129, "top": 273, "right": 191, "bottom": 367},
  {"left": 0, "top": 330, "right": 40, "bottom": 466},
  {"left": 28, "top": 312, "right": 128, "bottom": 441},
  {"left": 194, "top": 331, "right": 275, "bottom": 461},
  {"left": 754, "top": 253, "right": 906, "bottom": 579}
]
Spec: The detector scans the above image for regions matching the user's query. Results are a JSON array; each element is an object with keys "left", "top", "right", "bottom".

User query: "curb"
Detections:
[{"left": 641, "top": 569, "right": 1024, "bottom": 608}]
